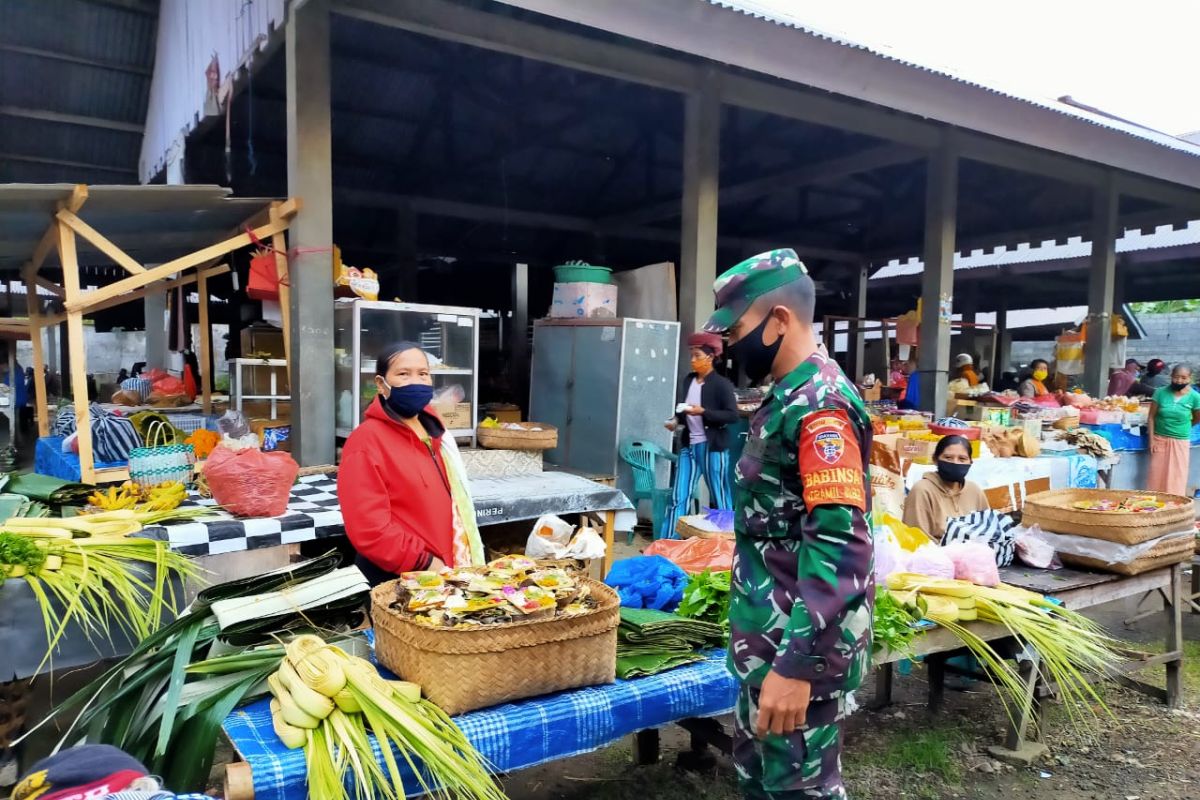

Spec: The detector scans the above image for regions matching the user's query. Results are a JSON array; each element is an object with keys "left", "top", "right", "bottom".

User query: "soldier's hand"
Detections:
[
  {"left": 664, "top": 420, "right": 677, "bottom": 431},
  {"left": 757, "top": 670, "right": 811, "bottom": 738}
]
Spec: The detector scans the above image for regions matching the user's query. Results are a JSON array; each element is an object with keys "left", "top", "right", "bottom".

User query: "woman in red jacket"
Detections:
[{"left": 338, "top": 342, "right": 481, "bottom": 585}]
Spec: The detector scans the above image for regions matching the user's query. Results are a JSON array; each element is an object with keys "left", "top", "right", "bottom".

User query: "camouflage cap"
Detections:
[{"left": 703, "top": 248, "right": 808, "bottom": 333}]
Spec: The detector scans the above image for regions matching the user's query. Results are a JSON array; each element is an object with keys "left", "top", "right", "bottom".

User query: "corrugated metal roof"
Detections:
[
  {"left": 707, "top": 1, "right": 1200, "bottom": 159},
  {"left": 0, "top": 183, "right": 282, "bottom": 271},
  {"left": 0, "top": 0, "right": 157, "bottom": 185},
  {"left": 872, "top": 221, "right": 1200, "bottom": 280}
]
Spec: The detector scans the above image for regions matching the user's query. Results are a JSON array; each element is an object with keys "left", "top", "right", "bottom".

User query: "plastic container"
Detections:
[{"left": 553, "top": 261, "right": 612, "bottom": 284}]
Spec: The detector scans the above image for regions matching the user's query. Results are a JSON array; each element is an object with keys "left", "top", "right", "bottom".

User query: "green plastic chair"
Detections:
[{"left": 619, "top": 439, "right": 677, "bottom": 543}]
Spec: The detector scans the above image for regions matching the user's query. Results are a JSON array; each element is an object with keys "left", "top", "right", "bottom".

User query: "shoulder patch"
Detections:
[{"left": 798, "top": 408, "right": 866, "bottom": 512}]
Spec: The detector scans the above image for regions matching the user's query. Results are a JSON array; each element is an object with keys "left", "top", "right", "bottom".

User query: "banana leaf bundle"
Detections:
[
  {"left": 27, "top": 552, "right": 369, "bottom": 791},
  {"left": 4, "top": 472, "right": 93, "bottom": 506},
  {"left": 615, "top": 607, "right": 724, "bottom": 679}
]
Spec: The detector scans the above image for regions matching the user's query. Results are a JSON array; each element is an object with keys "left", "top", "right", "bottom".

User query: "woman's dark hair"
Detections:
[
  {"left": 698, "top": 344, "right": 720, "bottom": 360},
  {"left": 375, "top": 341, "right": 427, "bottom": 376},
  {"left": 1030, "top": 359, "right": 1049, "bottom": 370},
  {"left": 933, "top": 434, "right": 973, "bottom": 462},
  {"left": 1147, "top": 358, "right": 1166, "bottom": 376}
]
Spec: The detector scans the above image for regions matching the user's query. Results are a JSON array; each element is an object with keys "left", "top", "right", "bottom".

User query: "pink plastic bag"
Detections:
[
  {"left": 905, "top": 544, "right": 956, "bottom": 580},
  {"left": 941, "top": 542, "right": 1001, "bottom": 587},
  {"left": 203, "top": 446, "right": 299, "bottom": 517}
]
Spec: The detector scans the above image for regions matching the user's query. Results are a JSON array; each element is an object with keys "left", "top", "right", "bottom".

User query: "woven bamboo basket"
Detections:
[
  {"left": 676, "top": 517, "right": 735, "bottom": 540},
  {"left": 1021, "top": 489, "right": 1194, "bottom": 545},
  {"left": 1060, "top": 532, "right": 1196, "bottom": 576},
  {"left": 370, "top": 578, "right": 618, "bottom": 715},
  {"left": 476, "top": 422, "right": 558, "bottom": 451}
]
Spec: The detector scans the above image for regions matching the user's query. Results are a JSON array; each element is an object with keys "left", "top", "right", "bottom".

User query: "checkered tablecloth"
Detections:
[
  {"left": 223, "top": 649, "right": 737, "bottom": 800},
  {"left": 139, "top": 474, "right": 344, "bottom": 557}
]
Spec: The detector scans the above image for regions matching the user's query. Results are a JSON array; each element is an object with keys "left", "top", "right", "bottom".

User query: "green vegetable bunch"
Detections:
[
  {"left": 871, "top": 587, "right": 920, "bottom": 657},
  {"left": 676, "top": 569, "right": 731, "bottom": 640}
]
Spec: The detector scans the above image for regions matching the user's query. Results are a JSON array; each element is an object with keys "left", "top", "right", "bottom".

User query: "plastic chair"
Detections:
[{"left": 619, "top": 439, "right": 677, "bottom": 543}]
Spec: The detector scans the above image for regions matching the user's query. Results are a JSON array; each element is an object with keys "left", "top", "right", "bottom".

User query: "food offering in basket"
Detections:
[
  {"left": 1070, "top": 494, "right": 1187, "bottom": 513},
  {"left": 391, "top": 558, "right": 598, "bottom": 628},
  {"left": 476, "top": 418, "right": 558, "bottom": 450}
]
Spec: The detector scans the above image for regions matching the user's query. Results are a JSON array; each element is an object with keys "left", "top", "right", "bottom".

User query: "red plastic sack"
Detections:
[
  {"left": 142, "top": 368, "right": 169, "bottom": 383},
  {"left": 152, "top": 375, "right": 187, "bottom": 398},
  {"left": 248, "top": 251, "right": 283, "bottom": 301},
  {"left": 203, "top": 446, "right": 299, "bottom": 517},
  {"left": 643, "top": 537, "right": 734, "bottom": 574}
]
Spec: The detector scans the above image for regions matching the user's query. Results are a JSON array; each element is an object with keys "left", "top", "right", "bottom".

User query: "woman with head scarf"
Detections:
[
  {"left": 1018, "top": 359, "right": 1051, "bottom": 398},
  {"left": 902, "top": 435, "right": 990, "bottom": 541},
  {"left": 337, "top": 341, "right": 483, "bottom": 585},
  {"left": 954, "top": 353, "right": 980, "bottom": 387},
  {"left": 1147, "top": 365, "right": 1200, "bottom": 496},
  {"left": 661, "top": 332, "right": 738, "bottom": 538}
]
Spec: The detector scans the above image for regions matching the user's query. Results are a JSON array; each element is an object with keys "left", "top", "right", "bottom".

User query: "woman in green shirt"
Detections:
[{"left": 1147, "top": 365, "right": 1200, "bottom": 496}]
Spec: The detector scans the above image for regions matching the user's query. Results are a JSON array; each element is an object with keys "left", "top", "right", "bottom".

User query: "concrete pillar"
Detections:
[
  {"left": 286, "top": 0, "right": 336, "bottom": 466},
  {"left": 995, "top": 302, "right": 1013, "bottom": 380},
  {"left": 144, "top": 294, "right": 167, "bottom": 368},
  {"left": 851, "top": 263, "right": 869, "bottom": 381},
  {"left": 1082, "top": 177, "right": 1118, "bottom": 396},
  {"left": 957, "top": 281, "right": 978, "bottom": 372},
  {"left": 917, "top": 147, "right": 958, "bottom": 416},
  {"left": 394, "top": 202, "right": 418, "bottom": 303},
  {"left": 512, "top": 262, "right": 529, "bottom": 414},
  {"left": 678, "top": 77, "right": 720, "bottom": 354}
]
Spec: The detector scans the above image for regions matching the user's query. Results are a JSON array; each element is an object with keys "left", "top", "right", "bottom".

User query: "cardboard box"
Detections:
[
  {"left": 985, "top": 477, "right": 1051, "bottom": 513},
  {"left": 549, "top": 282, "right": 618, "bottom": 319},
  {"left": 859, "top": 383, "right": 882, "bottom": 402},
  {"left": 242, "top": 400, "right": 291, "bottom": 421},
  {"left": 434, "top": 402, "right": 473, "bottom": 431}
]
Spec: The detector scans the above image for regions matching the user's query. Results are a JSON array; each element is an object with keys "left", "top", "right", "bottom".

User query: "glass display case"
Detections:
[{"left": 334, "top": 300, "right": 480, "bottom": 440}]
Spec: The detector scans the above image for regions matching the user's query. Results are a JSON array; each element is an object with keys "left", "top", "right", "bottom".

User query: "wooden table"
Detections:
[{"left": 873, "top": 564, "right": 1185, "bottom": 759}]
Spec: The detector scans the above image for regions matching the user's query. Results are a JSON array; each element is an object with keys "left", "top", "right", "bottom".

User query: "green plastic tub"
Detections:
[{"left": 553, "top": 261, "right": 612, "bottom": 284}]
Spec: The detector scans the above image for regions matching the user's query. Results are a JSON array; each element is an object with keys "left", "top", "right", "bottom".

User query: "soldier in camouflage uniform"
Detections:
[{"left": 703, "top": 249, "right": 874, "bottom": 800}]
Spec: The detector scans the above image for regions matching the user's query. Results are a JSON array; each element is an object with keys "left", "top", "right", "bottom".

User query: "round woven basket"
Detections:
[
  {"left": 1021, "top": 489, "right": 1194, "bottom": 545},
  {"left": 476, "top": 422, "right": 558, "bottom": 451},
  {"left": 370, "top": 578, "right": 618, "bottom": 715}
]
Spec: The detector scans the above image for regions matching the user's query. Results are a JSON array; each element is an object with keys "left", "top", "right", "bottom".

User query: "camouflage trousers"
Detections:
[{"left": 733, "top": 685, "right": 848, "bottom": 800}]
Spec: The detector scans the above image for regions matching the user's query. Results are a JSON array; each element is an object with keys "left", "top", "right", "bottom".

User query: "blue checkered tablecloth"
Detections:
[{"left": 223, "top": 651, "right": 737, "bottom": 800}]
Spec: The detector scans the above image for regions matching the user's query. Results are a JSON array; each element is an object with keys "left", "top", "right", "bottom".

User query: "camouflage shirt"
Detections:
[{"left": 727, "top": 350, "right": 875, "bottom": 701}]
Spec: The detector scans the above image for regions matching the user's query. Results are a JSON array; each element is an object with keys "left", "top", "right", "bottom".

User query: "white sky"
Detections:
[{"left": 745, "top": 1, "right": 1200, "bottom": 136}]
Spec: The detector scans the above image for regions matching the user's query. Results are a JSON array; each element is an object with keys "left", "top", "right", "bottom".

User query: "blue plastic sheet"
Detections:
[{"left": 604, "top": 555, "right": 689, "bottom": 610}]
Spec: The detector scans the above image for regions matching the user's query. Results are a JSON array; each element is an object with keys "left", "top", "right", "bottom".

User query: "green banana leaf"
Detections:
[{"left": 4, "top": 472, "right": 93, "bottom": 505}]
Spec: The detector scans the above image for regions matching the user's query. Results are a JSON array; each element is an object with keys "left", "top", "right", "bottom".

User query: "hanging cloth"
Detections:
[{"left": 439, "top": 433, "right": 485, "bottom": 567}]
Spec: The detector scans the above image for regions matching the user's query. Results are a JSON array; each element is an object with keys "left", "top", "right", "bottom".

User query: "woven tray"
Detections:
[
  {"left": 370, "top": 578, "right": 618, "bottom": 715},
  {"left": 1021, "top": 489, "right": 1194, "bottom": 545},
  {"left": 1060, "top": 532, "right": 1196, "bottom": 576},
  {"left": 476, "top": 422, "right": 558, "bottom": 451},
  {"left": 676, "top": 517, "right": 735, "bottom": 540}
]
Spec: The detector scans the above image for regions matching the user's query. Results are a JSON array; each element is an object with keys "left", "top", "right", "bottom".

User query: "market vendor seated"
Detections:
[
  {"left": 338, "top": 342, "right": 484, "bottom": 586},
  {"left": 902, "top": 435, "right": 989, "bottom": 541},
  {"left": 954, "top": 353, "right": 980, "bottom": 387},
  {"left": 1018, "top": 359, "right": 1051, "bottom": 398}
]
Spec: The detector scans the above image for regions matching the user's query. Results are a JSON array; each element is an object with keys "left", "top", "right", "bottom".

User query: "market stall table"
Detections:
[
  {"left": 221, "top": 650, "right": 737, "bottom": 800},
  {"left": 139, "top": 471, "right": 634, "bottom": 573}
]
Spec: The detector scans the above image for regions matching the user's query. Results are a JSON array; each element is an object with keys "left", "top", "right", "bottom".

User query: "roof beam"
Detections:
[
  {"left": 335, "top": 0, "right": 703, "bottom": 93},
  {"left": 607, "top": 143, "right": 921, "bottom": 226},
  {"left": 0, "top": 106, "right": 143, "bottom": 135},
  {"left": 0, "top": 44, "right": 152, "bottom": 77},
  {"left": 336, "top": 187, "right": 861, "bottom": 261},
  {"left": 0, "top": 152, "right": 137, "bottom": 176}
]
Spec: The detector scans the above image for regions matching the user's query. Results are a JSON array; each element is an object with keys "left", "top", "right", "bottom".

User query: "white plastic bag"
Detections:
[
  {"left": 524, "top": 514, "right": 576, "bottom": 559},
  {"left": 564, "top": 527, "right": 608, "bottom": 560},
  {"left": 906, "top": 544, "right": 956, "bottom": 579},
  {"left": 1014, "top": 524, "right": 1061, "bottom": 570},
  {"left": 872, "top": 528, "right": 905, "bottom": 583}
]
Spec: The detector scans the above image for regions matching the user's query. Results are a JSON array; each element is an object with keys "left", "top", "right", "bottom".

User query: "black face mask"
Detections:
[
  {"left": 936, "top": 460, "right": 971, "bottom": 484},
  {"left": 1171, "top": 381, "right": 1191, "bottom": 393},
  {"left": 728, "top": 314, "right": 782, "bottom": 384}
]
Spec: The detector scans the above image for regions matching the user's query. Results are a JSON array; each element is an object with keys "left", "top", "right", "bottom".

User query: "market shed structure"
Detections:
[
  {"left": 135, "top": 0, "right": 1200, "bottom": 463},
  {"left": 0, "top": 183, "right": 297, "bottom": 481}
]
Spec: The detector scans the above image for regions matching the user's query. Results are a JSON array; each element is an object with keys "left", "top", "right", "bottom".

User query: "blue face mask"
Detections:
[{"left": 382, "top": 383, "right": 434, "bottom": 418}]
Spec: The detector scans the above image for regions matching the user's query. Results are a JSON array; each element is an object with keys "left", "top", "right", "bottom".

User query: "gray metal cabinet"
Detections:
[{"left": 530, "top": 318, "right": 680, "bottom": 501}]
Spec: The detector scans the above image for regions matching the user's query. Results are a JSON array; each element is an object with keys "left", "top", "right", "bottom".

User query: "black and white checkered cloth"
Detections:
[{"left": 139, "top": 474, "right": 344, "bottom": 557}]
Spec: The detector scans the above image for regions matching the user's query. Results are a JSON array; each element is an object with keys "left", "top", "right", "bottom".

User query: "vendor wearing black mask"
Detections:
[{"left": 903, "top": 435, "right": 989, "bottom": 541}]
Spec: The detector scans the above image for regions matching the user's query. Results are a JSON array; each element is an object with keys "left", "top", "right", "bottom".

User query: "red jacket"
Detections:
[{"left": 338, "top": 399, "right": 454, "bottom": 575}]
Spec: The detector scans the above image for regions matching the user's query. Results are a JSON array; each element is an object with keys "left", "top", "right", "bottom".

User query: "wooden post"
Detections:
[
  {"left": 917, "top": 144, "right": 958, "bottom": 416},
  {"left": 678, "top": 74, "right": 720, "bottom": 362},
  {"left": 852, "top": 263, "right": 869, "bottom": 381},
  {"left": 1083, "top": 176, "right": 1118, "bottom": 396},
  {"left": 23, "top": 272, "right": 49, "bottom": 437},
  {"left": 602, "top": 510, "right": 616, "bottom": 578},
  {"left": 197, "top": 271, "right": 213, "bottom": 415},
  {"left": 57, "top": 222, "right": 94, "bottom": 483},
  {"left": 269, "top": 202, "right": 292, "bottom": 389},
  {"left": 1165, "top": 563, "right": 1183, "bottom": 707}
]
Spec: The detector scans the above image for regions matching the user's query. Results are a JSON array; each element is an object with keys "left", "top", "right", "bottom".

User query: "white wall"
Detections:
[{"left": 16, "top": 325, "right": 230, "bottom": 381}]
